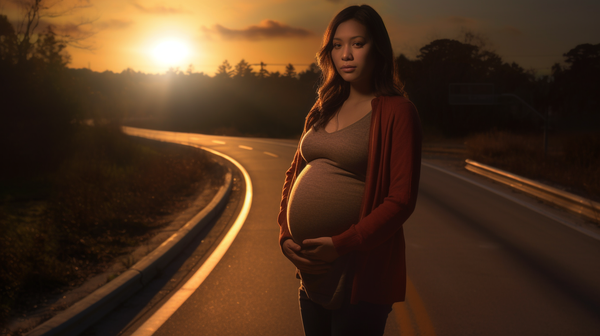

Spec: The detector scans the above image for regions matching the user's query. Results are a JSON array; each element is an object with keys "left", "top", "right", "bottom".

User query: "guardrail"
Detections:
[{"left": 465, "top": 159, "right": 599, "bottom": 223}]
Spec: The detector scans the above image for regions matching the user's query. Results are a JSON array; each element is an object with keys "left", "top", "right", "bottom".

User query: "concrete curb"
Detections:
[
  {"left": 465, "top": 159, "right": 600, "bottom": 223},
  {"left": 26, "top": 168, "right": 233, "bottom": 336}
]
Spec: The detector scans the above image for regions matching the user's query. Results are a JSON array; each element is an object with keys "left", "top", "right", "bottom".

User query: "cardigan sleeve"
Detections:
[{"left": 331, "top": 99, "right": 422, "bottom": 255}]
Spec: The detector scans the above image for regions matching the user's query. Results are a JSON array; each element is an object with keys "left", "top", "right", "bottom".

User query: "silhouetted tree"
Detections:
[
  {"left": 298, "top": 62, "right": 321, "bottom": 86},
  {"left": 166, "top": 66, "right": 183, "bottom": 76},
  {"left": 0, "top": 5, "right": 90, "bottom": 177},
  {"left": 215, "top": 59, "right": 233, "bottom": 78},
  {"left": 258, "top": 61, "right": 269, "bottom": 78},
  {"left": 0, "top": 15, "right": 17, "bottom": 65},
  {"left": 9, "top": 0, "right": 94, "bottom": 64},
  {"left": 284, "top": 63, "right": 296, "bottom": 78},
  {"left": 460, "top": 29, "right": 491, "bottom": 52},
  {"left": 233, "top": 59, "right": 254, "bottom": 78},
  {"left": 551, "top": 43, "right": 600, "bottom": 116},
  {"left": 33, "top": 26, "right": 70, "bottom": 70},
  {"left": 397, "top": 38, "right": 535, "bottom": 134}
]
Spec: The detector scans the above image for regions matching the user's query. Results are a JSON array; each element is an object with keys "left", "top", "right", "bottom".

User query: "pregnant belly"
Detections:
[{"left": 287, "top": 160, "right": 364, "bottom": 244}]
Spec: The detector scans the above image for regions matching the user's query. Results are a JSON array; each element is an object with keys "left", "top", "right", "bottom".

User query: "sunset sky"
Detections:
[{"left": 3, "top": 0, "right": 599, "bottom": 76}]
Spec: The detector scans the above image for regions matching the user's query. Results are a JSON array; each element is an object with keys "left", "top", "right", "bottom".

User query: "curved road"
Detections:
[{"left": 96, "top": 128, "right": 600, "bottom": 336}]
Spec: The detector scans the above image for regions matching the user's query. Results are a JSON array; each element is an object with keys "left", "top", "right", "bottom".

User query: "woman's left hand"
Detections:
[{"left": 301, "top": 237, "right": 339, "bottom": 263}]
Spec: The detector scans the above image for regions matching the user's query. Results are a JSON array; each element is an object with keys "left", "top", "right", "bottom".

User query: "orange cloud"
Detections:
[
  {"left": 96, "top": 19, "right": 133, "bottom": 30},
  {"left": 202, "top": 19, "right": 314, "bottom": 41},
  {"left": 56, "top": 22, "right": 85, "bottom": 35},
  {"left": 500, "top": 25, "right": 523, "bottom": 37},
  {"left": 133, "top": 2, "right": 189, "bottom": 14},
  {"left": 47, "top": 19, "right": 97, "bottom": 50},
  {"left": 445, "top": 16, "right": 477, "bottom": 26}
]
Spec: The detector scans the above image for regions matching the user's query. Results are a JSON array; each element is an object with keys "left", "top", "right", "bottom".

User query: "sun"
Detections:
[{"left": 152, "top": 39, "right": 190, "bottom": 66}]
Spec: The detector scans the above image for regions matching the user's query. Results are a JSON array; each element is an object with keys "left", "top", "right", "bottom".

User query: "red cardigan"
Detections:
[{"left": 277, "top": 95, "right": 422, "bottom": 304}]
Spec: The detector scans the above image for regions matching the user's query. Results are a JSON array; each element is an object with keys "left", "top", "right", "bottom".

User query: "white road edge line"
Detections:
[
  {"left": 423, "top": 162, "right": 600, "bottom": 241},
  {"left": 263, "top": 151, "right": 278, "bottom": 158},
  {"left": 239, "top": 145, "right": 253, "bottom": 150},
  {"left": 131, "top": 146, "right": 253, "bottom": 336}
]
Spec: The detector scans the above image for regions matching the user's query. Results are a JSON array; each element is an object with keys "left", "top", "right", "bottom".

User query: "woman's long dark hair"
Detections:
[{"left": 305, "top": 4, "right": 406, "bottom": 131}]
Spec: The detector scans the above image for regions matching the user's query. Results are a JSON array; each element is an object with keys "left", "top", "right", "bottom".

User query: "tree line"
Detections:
[{"left": 64, "top": 37, "right": 598, "bottom": 137}]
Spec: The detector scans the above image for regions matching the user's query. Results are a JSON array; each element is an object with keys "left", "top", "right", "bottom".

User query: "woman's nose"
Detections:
[{"left": 342, "top": 46, "right": 353, "bottom": 61}]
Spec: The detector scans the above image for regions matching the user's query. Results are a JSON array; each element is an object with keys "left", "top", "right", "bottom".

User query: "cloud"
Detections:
[
  {"left": 202, "top": 20, "right": 314, "bottom": 41},
  {"left": 500, "top": 25, "right": 523, "bottom": 37},
  {"left": 55, "top": 22, "right": 85, "bottom": 35},
  {"left": 52, "top": 21, "right": 95, "bottom": 40},
  {"left": 96, "top": 19, "right": 134, "bottom": 30},
  {"left": 445, "top": 16, "right": 477, "bottom": 27},
  {"left": 133, "top": 2, "right": 188, "bottom": 14}
]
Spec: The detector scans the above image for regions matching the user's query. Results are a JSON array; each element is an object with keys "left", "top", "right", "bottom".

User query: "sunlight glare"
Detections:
[{"left": 152, "top": 40, "right": 190, "bottom": 66}]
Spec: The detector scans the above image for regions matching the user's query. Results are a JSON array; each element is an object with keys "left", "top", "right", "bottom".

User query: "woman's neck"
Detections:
[{"left": 347, "top": 80, "right": 375, "bottom": 104}]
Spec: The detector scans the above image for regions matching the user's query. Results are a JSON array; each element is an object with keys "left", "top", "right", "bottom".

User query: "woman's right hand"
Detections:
[{"left": 282, "top": 239, "right": 331, "bottom": 274}]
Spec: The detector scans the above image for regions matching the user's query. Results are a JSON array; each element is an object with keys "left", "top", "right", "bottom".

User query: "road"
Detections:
[{"left": 88, "top": 128, "right": 600, "bottom": 336}]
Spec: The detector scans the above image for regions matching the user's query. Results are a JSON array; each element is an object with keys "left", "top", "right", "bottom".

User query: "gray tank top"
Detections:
[{"left": 287, "top": 111, "right": 371, "bottom": 308}]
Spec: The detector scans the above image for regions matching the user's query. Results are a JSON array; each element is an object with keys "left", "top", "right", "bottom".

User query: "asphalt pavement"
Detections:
[{"left": 86, "top": 129, "right": 600, "bottom": 336}]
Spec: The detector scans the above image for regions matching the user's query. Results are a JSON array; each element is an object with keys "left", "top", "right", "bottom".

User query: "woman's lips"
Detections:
[{"left": 340, "top": 66, "right": 356, "bottom": 73}]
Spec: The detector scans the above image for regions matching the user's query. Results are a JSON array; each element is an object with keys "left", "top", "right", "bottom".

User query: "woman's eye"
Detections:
[
  {"left": 333, "top": 43, "right": 341, "bottom": 48},
  {"left": 354, "top": 42, "right": 364, "bottom": 47}
]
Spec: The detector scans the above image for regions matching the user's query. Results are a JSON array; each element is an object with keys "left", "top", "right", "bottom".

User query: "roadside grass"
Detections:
[
  {"left": 0, "top": 124, "right": 223, "bottom": 327},
  {"left": 464, "top": 130, "right": 600, "bottom": 202}
]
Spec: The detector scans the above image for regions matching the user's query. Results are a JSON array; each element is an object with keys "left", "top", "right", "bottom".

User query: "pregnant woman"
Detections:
[{"left": 277, "top": 4, "right": 422, "bottom": 336}]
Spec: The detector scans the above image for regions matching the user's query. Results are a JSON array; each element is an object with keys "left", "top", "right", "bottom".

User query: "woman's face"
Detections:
[{"left": 331, "top": 19, "right": 374, "bottom": 85}]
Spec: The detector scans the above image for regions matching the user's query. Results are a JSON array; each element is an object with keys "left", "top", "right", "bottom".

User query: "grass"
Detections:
[
  {"left": 0, "top": 124, "right": 224, "bottom": 327},
  {"left": 464, "top": 130, "right": 600, "bottom": 203}
]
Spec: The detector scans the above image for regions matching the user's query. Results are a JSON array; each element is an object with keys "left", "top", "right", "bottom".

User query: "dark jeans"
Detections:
[{"left": 298, "top": 287, "right": 393, "bottom": 336}]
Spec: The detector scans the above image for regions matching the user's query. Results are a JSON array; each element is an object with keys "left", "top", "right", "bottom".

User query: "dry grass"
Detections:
[
  {"left": 0, "top": 125, "right": 223, "bottom": 326},
  {"left": 465, "top": 130, "right": 600, "bottom": 202}
]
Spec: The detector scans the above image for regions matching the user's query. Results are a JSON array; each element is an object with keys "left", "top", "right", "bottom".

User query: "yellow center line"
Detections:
[
  {"left": 263, "top": 151, "right": 278, "bottom": 158},
  {"left": 392, "top": 277, "right": 437, "bottom": 336},
  {"left": 239, "top": 145, "right": 253, "bottom": 150},
  {"left": 212, "top": 140, "right": 226, "bottom": 145}
]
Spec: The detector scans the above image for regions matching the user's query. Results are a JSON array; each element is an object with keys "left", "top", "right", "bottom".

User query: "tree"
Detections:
[
  {"left": 459, "top": 29, "right": 491, "bottom": 52},
  {"left": 10, "top": 0, "right": 94, "bottom": 65},
  {"left": 233, "top": 59, "right": 254, "bottom": 78},
  {"left": 298, "top": 62, "right": 321, "bottom": 84},
  {"left": 0, "top": 15, "right": 18, "bottom": 65},
  {"left": 562, "top": 43, "right": 600, "bottom": 69},
  {"left": 551, "top": 43, "right": 600, "bottom": 115},
  {"left": 404, "top": 38, "right": 535, "bottom": 134},
  {"left": 1, "top": 3, "right": 92, "bottom": 178},
  {"left": 257, "top": 61, "right": 269, "bottom": 79},
  {"left": 284, "top": 63, "right": 296, "bottom": 78},
  {"left": 34, "top": 25, "right": 70, "bottom": 69},
  {"left": 215, "top": 59, "right": 233, "bottom": 78}
]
